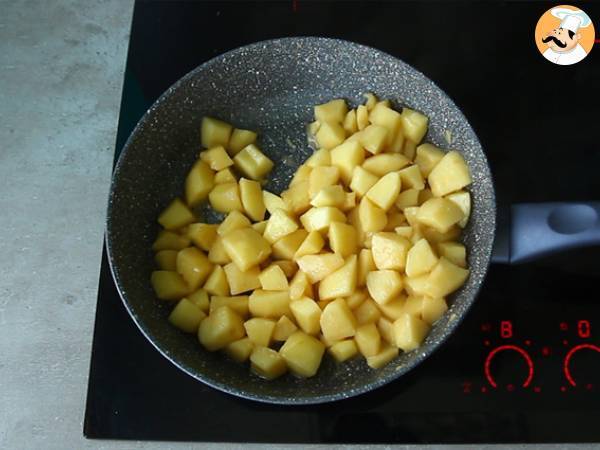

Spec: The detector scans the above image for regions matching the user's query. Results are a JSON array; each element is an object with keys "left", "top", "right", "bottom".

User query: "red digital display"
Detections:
[
  {"left": 577, "top": 320, "right": 591, "bottom": 339},
  {"left": 500, "top": 320, "right": 513, "bottom": 339}
]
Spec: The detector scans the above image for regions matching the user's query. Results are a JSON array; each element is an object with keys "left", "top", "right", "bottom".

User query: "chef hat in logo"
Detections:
[{"left": 551, "top": 7, "right": 592, "bottom": 33}]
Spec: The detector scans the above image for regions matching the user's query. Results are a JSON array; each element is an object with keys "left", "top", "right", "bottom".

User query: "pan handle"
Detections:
[{"left": 508, "top": 202, "right": 600, "bottom": 264}]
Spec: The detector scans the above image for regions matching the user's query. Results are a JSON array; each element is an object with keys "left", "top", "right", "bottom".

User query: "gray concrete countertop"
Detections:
[{"left": 0, "top": 1, "right": 593, "bottom": 449}]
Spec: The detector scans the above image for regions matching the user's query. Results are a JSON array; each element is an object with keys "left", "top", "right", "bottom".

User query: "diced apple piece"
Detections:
[
  {"left": 446, "top": 191, "right": 471, "bottom": 228},
  {"left": 393, "top": 312, "right": 430, "bottom": 352},
  {"left": 358, "top": 197, "right": 387, "bottom": 232},
  {"left": 328, "top": 339, "right": 358, "bottom": 362},
  {"left": 228, "top": 128, "right": 257, "bottom": 155},
  {"left": 308, "top": 165, "right": 340, "bottom": 199},
  {"left": 210, "top": 295, "right": 250, "bottom": 317},
  {"left": 168, "top": 298, "right": 206, "bottom": 333},
  {"left": 356, "top": 104, "right": 369, "bottom": 130},
  {"left": 185, "top": 160, "right": 215, "bottom": 207},
  {"left": 369, "top": 102, "right": 402, "bottom": 145},
  {"left": 395, "top": 188, "right": 420, "bottom": 210},
  {"left": 307, "top": 120, "right": 321, "bottom": 136},
  {"left": 151, "top": 270, "right": 189, "bottom": 300},
  {"left": 314, "top": 98, "right": 348, "bottom": 123},
  {"left": 294, "top": 231, "right": 324, "bottom": 259},
  {"left": 377, "top": 317, "right": 395, "bottom": 345},
  {"left": 415, "top": 143, "right": 444, "bottom": 177},
  {"left": 405, "top": 238, "right": 438, "bottom": 277},
  {"left": 223, "top": 263, "right": 261, "bottom": 295},
  {"left": 428, "top": 150, "right": 472, "bottom": 197},
  {"left": 350, "top": 166, "right": 378, "bottom": 198},
  {"left": 281, "top": 180, "right": 311, "bottom": 215},
  {"left": 290, "top": 164, "right": 312, "bottom": 187},
  {"left": 310, "top": 185, "right": 345, "bottom": 208},
  {"left": 262, "top": 191, "right": 289, "bottom": 215},
  {"left": 398, "top": 165, "right": 425, "bottom": 190},
  {"left": 385, "top": 210, "right": 406, "bottom": 231},
  {"left": 176, "top": 247, "right": 213, "bottom": 291},
  {"left": 354, "top": 323, "right": 381, "bottom": 357},
  {"left": 395, "top": 225, "right": 413, "bottom": 239},
  {"left": 404, "top": 274, "right": 429, "bottom": 297},
  {"left": 252, "top": 221, "right": 267, "bottom": 234},
  {"left": 250, "top": 346, "right": 287, "bottom": 379},
  {"left": 328, "top": 222, "right": 357, "bottom": 257},
  {"left": 366, "top": 172, "right": 401, "bottom": 211},
  {"left": 316, "top": 122, "right": 345, "bottom": 150},
  {"left": 271, "top": 229, "right": 307, "bottom": 260},
  {"left": 207, "top": 236, "right": 231, "bottom": 265},
  {"left": 389, "top": 127, "right": 406, "bottom": 153},
  {"left": 248, "top": 289, "right": 291, "bottom": 319},
  {"left": 259, "top": 265, "right": 289, "bottom": 291},
  {"left": 367, "top": 270, "right": 403, "bottom": 305},
  {"left": 399, "top": 108, "right": 428, "bottom": 143},
  {"left": 366, "top": 344, "right": 399, "bottom": 369},
  {"left": 279, "top": 331, "right": 325, "bottom": 378},
  {"left": 296, "top": 253, "right": 344, "bottom": 284},
  {"left": 233, "top": 144, "right": 274, "bottom": 180},
  {"left": 198, "top": 305, "right": 244, "bottom": 351},
  {"left": 342, "top": 192, "right": 356, "bottom": 212},
  {"left": 221, "top": 227, "right": 271, "bottom": 271},
  {"left": 244, "top": 317, "right": 276, "bottom": 347},
  {"left": 273, "top": 315, "right": 298, "bottom": 341},
  {"left": 155, "top": 250, "right": 178, "bottom": 271},
  {"left": 306, "top": 148, "right": 331, "bottom": 168},
  {"left": 421, "top": 224, "right": 461, "bottom": 244},
  {"left": 239, "top": 178, "right": 266, "bottom": 222},
  {"left": 290, "top": 297, "right": 322, "bottom": 335},
  {"left": 360, "top": 124, "right": 388, "bottom": 154},
  {"left": 371, "top": 232, "right": 411, "bottom": 271},
  {"left": 224, "top": 337, "right": 254, "bottom": 362},
  {"left": 419, "top": 188, "right": 434, "bottom": 205},
  {"left": 217, "top": 210, "right": 251, "bottom": 236},
  {"left": 152, "top": 230, "right": 191, "bottom": 251},
  {"left": 363, "top": 92, "right": 378, "bottom": 109},
  {"left": 377, "top": 295, "right": 407, "bottom": 321},
  {"left": 330, "top": 141, "right": 365, "bottom": 184},
  {"left": 201, "top": 117, "right": 232, "bottom": 149},
  {"left": 357, "top": 248, "right": 376, "bottom": 287},
  {"left": 299, "top": 206, "right": 346, "bottom": 233},
  {"left": 158, "top": 198, "right": 195, "bottom": 230},
  {"left": 345, "top": 290, "right": 367, "bottom": 309},
  {"left": 187, "top": 223, "right": 218, "bottom": 251},
  {"left": 404, "top": 139, "right": 417, "bottom": 160},
  {"left": 417, "top": 197, "right": 464, "bottom": 233},
  {"left": 319, "top": 255, "right": 357, "bottom": 300},
  {"left": 200, "top": 145, "right": 233, "bottom": 171},
  {"left": 343, "top": 109, "right": 358, "bottom": 134},
  {"left": 320, "top": 298, "right": 357, "bottom": 342},
  {"left": 186, "top": 289, "right": 209, "bottom": 312},
  {"left": 214, "top": 167, "right": 237, "bottom": 184},
  {"left": 421, "top": 296, "right": 448, "bottom": 325},
  {"left": 263, "top": 209, "right": 298, "bottom": 244},
  {"left": 362, "top": 153, "right": 410, "bottom": 176},
  {"left": 354, "top": 297, "right": 382, "bottom": 326},
  {"left": 437, "top": 242, "right": 467, "bottom": 268},
  {"left": 289, "top": 270, "right": 313, "bottom": 301},
  {"left": 424, "top": 257, "right": 469, "bottom": 298},
  {"left": 209, "top": 182, "right": 243, "bottom": 213},
  {"left": 203, "top": 265, "right": 230, "bottom": 296},
  {"left": 271, "top": 260, "right": 297, "bottom": 278}
]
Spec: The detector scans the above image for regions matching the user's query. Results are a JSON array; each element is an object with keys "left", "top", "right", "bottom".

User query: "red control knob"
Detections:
[
  {"left": 563, "top": 343, "right": 600, "bottom": 387},
  {"left": 484, "top": 345, "right": 534, "bottom": 388}
]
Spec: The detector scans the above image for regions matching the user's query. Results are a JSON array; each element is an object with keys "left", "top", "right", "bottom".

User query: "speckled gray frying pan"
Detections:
[{"left": 106, "top": 37, "right": 496, "bottom": 404}]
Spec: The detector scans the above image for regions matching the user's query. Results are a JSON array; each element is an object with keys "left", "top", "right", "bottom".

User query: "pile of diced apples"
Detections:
[{"left": 151, "top": 93, "right": 472, "bottom": 380}]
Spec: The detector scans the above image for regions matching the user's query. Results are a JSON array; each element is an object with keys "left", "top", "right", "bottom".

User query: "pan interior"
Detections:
[{"left": 107, "top": 37, "right": 496, "bottom": 404}]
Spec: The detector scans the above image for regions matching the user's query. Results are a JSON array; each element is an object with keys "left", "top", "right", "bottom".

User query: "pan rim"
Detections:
[{"left": 105, "top": 36, "right": 496, "bottom": 405}]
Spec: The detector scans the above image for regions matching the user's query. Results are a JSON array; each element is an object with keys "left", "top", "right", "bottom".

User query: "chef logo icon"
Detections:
[{"left": 535, "top": 5, "right": 595, "bottom": 65}]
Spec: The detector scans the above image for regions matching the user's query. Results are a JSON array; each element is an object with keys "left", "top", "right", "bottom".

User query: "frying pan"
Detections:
[{"left": 106, "top": 37, "right": 600, "bottom": 404}]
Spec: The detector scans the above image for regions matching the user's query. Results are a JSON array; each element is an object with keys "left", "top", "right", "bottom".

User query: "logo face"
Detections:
[{"left": 535, "top": 5, "right": 595, "bottom": 66}]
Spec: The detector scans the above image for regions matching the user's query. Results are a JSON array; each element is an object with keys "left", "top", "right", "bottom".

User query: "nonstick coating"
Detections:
[{"left": 106, "top": 37, "right": 496, "bottom": 404}]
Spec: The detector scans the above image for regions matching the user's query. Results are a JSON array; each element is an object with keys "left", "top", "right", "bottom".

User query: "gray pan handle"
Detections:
[{"left": 509, "top": 202, "right": 600, "bottom": 264}]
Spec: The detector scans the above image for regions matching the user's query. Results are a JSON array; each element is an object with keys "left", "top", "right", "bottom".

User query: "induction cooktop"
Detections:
[{"left": 84, "top": 0, "right": 600, "bottom": 443}]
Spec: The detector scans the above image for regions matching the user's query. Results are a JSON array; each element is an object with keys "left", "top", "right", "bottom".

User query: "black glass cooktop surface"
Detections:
[{"left": 84, "top": 0, "right": 600, "bottom": 443}]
